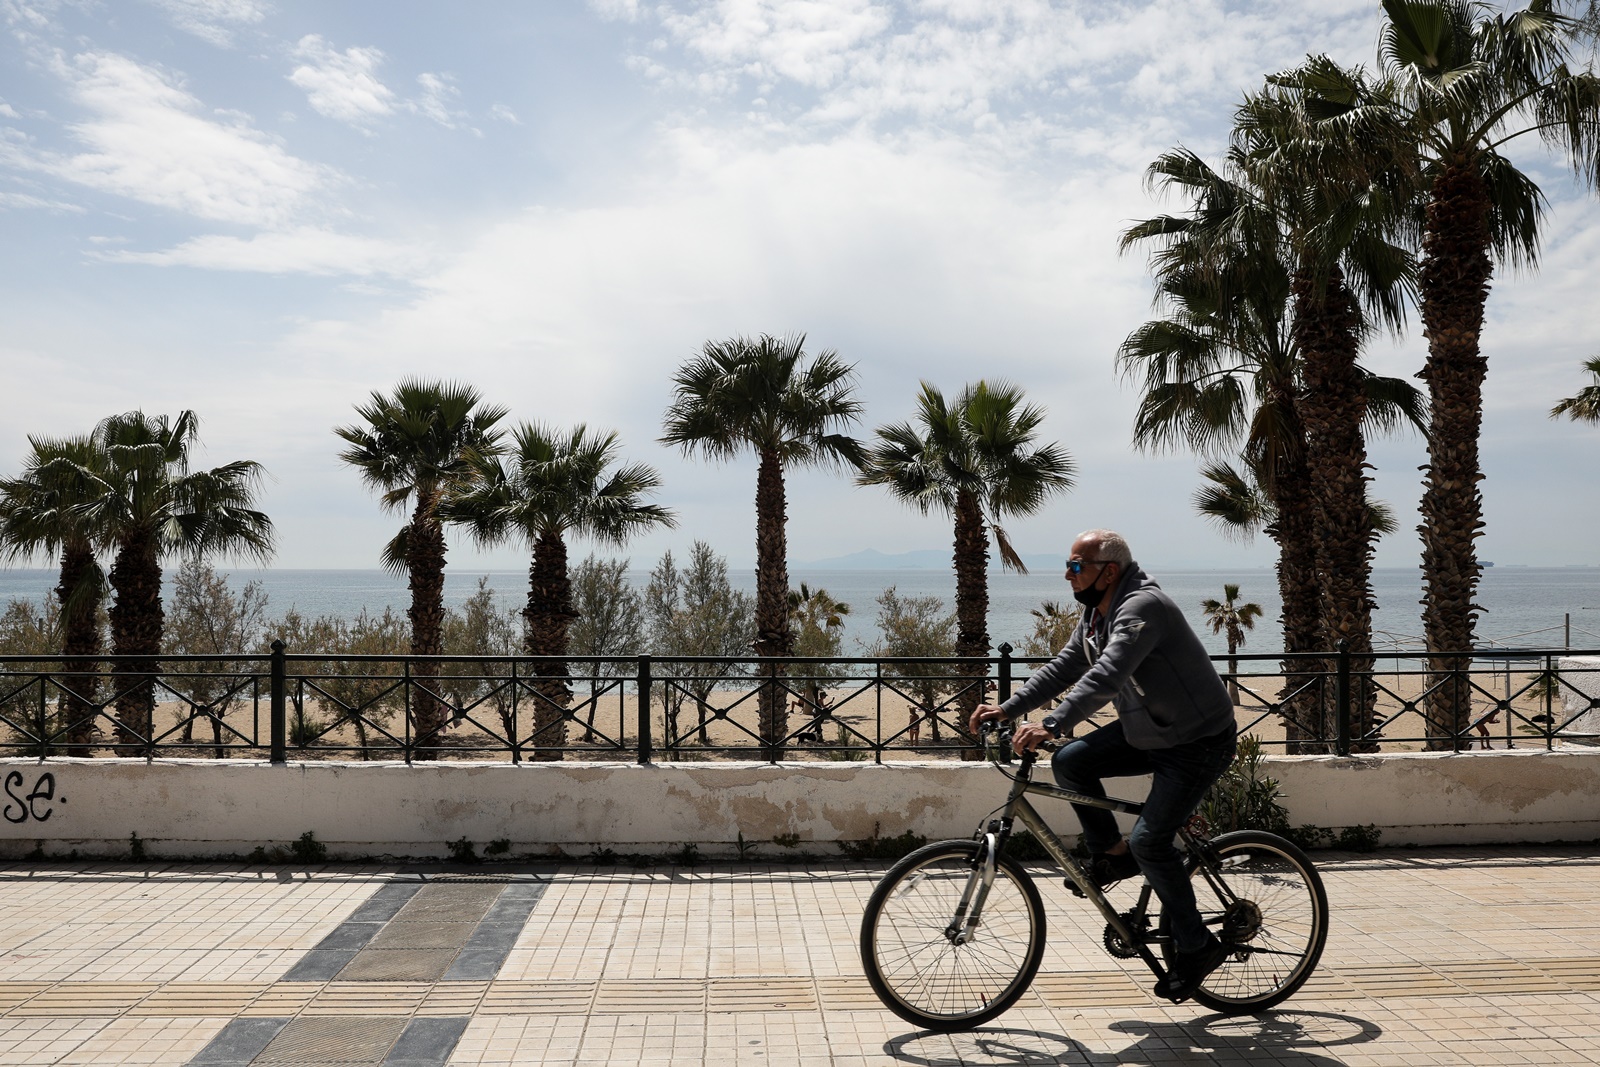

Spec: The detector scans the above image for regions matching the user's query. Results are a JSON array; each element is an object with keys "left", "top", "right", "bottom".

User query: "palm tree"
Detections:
[
  {"left": 0, "top": 434, "right": 108, "bottom": 750},
  {"left": 661, "top": 333, "right": 864, "bottom": 759},
  {"left": 1203, "top": 584, "right": 1265, "bottom": 705},
  {"left": 79, "top": 411, "right": 274, "bottom": 751},
  {"left": 1121, "top": 132, "right": 1423, "bottom": 749},
  {"left": 1361, "top": 0, "right": 1600, "bottom": 743},
  {"left": 1552, "top": 356, "right": 1600, "bottom": 422},
  {"left": 335, "top": 381, "right": 507, "bottom": 757},
  {"left": 858, "top": 381, "right": 1074, "bottom": 744},
  {"left": 444, "top": 422, "right": 674, "bottom": 760}
]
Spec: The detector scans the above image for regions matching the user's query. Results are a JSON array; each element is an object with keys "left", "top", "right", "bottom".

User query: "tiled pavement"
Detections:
[{"left": 0, "top": 846, "right": 1596, "bottom": 1064}]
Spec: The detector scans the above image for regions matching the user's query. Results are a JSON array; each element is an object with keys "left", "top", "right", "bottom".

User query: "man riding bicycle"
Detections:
[{"left": 969, "top": 528, "right": 1238, "bottom": 1003}]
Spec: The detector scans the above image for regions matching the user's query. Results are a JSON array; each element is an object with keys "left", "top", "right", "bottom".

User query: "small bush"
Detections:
[
  {"left": 1285, "top": 825, "right": 1333, "bottom": 851},
  {"left": 290, "top": 831, "right": 327, "bottom": 864},
  {"left": 24, "top": 843, "right": 45, "bottom": 861},
  {"left": 128, "top": 832, "right": 147, "bottom": 862},
  {"left": 1335, "top": 823, "right": 1383, "bottom": 852},
  {"left": 446, "top": 837, "right": 481, "bottom": 865},
  {"left": 247, "top": 845, "right": 269, "bottom": 864},
  {"left": 819, "top": 722, "right": 869, "bottom": 761},
  {"left": 288, "top": 708, "right": 324, "bottom": 748},
  {"left": 1198, "top": 735, "right": 1292, "bottom": 836},
  {"left": 734, "top": 831, "right": 760, "bottom": 861},
  {"left": 839, "top": 822, "right": 927, "bottom": 861},
  {"left": 485, "top": 838, "right": 511, "bottom": 856},
  {"left": 588, "top": 846, "right": 619, "bottom": 865},
  {"left": 670, "top": 842, "right": 701, "bottom": 866}
]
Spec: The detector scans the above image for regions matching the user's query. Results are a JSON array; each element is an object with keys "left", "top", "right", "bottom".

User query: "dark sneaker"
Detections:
[
  {"left": 1067, "top": 850, "right": 1142, "bottom": 897},
  {"left": 1154, "top": 935, "right": 1231, "bottom": 1003}
]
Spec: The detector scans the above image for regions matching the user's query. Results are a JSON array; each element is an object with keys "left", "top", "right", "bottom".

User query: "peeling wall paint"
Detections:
[{"left": 1, "top": 750, "right": 1597, "bottom": 859}]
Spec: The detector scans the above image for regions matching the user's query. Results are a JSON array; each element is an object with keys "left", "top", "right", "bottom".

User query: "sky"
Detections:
[{"left": 1, "top": 0, "right": 1597, "bottom": 576}]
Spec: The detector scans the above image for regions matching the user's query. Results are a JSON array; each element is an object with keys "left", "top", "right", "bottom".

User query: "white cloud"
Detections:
[
  {"left": 96, "top": 227, "right": 431, "bottom": 277},
  {"left": 610, "top": 0, "right": 1375, "bottom": 151},
  {"left": 409, "top": 71, "right": 466, "bottom": 129},
  {"left": 0, "top": 188, "right": 82, "bottom": 211},
  {"left": 148, "top": 0, "right": 269, "bottom": 47},
  {"left": 288, "top": 34, "right": 395, "bottom": 127},
  {"left": 489, "top": 103, "right": 520, "bottom": 125},
  {"left": 0, "top": 102, "right": 18, "bottom": 118},
  {"left": 3, "top": 50, "right": 329, "bottom": 226}
]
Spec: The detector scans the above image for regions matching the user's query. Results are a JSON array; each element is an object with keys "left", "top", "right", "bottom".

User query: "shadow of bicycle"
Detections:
[{"left": 882, "top": 1009, "right": 1381, "bottom": 1065}]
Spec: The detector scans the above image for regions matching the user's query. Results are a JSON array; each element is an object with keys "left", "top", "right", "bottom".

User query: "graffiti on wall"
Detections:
[{"left": 3, "top": 772, "right": 62, "bottom": 824}]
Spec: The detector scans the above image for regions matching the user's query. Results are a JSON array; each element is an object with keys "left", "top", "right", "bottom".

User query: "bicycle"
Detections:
[{"left": 858, "top": 724, "right": 1329, "bottom": 1031}]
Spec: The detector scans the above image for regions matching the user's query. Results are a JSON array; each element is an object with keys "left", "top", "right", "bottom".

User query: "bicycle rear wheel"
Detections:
[
  {"left": 1166, "top": 829, "right": 1328, "bottom": 1013},
  {"left": 860, "top": 839, "right": 1046, "bottom": 1031}
]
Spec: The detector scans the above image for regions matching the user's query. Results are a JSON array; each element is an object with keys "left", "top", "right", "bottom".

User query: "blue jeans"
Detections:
[{"left": 1051, "top": 719, "right": 1237, "bottom": 954}]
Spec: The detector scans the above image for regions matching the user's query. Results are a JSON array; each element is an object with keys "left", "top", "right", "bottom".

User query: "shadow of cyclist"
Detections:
[{"left": 882, "top": 1009, "right": 1381, "bottom": 1065}]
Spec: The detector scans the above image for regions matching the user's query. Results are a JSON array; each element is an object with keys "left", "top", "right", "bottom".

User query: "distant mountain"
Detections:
[{"left": 797, "top": 548, "right": 1062, "bottom": 571}]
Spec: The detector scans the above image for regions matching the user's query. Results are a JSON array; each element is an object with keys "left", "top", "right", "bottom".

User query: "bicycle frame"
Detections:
[{"left": 972, "top": 746, "right": 1233, "bottom": 982}]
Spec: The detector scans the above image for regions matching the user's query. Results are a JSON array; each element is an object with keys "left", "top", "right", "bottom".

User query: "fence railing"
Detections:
[{"left": 0, "top": 642, "right": 1596, "bottom": 762}]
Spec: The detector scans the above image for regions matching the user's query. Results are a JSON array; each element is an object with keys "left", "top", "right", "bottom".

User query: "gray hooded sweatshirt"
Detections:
[{"left": 999, "top": 561, "right": 1234, "bottom": 749}]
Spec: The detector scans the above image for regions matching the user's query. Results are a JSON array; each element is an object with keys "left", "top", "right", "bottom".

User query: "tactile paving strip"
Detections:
[
  {"left": 1031, "top": 970, "right": 1151, "bottom": 1007},
  {"left": 0, "top": 958, "right": 1597, "bottom": 1023}
]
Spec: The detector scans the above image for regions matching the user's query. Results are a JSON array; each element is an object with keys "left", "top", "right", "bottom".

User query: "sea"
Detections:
[{"left": 2, "top": 564, "right": 1598, "bottom": 658}]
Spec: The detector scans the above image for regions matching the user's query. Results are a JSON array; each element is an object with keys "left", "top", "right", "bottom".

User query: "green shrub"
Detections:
[
  {"left": 1335, "top": 823, "right": 1383, "bottom": 852},
  {"left": 290, "top": 831, "right": 327, "bottom": 864},
  {"left": 1198, "top": 735, "right": 1292, "bottom": 836},
  {"left": 446, "top": 837, "right": 480, "bottom": 864},
  {"left": 129, "top": 832, "right": 147, "bottom": 861},
  {"left": 485, "top": 838, "right": 511, "bottom": 856},
  {"left": 839, "top": 822, "right": 927, "bottom": 861}
]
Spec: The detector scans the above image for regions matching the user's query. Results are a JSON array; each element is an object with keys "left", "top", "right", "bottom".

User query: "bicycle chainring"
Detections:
[{"left": 1103, "top": 911, "right": 1150, "bottom": 959}]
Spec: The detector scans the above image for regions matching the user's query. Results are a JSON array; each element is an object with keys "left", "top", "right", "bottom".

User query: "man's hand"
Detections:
[
  {"left": 1011, "top": 722, "right": 1055, "bottom": 755},
  {"left": 969, "top": 703, "right": 1008, "bottom": 736}
]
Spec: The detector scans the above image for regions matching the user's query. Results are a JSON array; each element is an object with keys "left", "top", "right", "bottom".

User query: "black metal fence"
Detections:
[{"left": 0, "top": 642, "right": 1596, "bottom": 762}]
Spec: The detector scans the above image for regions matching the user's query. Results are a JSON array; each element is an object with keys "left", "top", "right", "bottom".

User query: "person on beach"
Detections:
[{"left": 968, "top": 528, "right": 1238, "bottom": 1003}]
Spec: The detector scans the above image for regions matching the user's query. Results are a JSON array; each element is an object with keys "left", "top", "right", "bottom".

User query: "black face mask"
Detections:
[{"left": 1072, "top": 577, "right": 1106, "bottom": 607}]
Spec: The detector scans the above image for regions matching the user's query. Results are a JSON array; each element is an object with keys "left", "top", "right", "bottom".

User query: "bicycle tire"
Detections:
[
  {"left": 1162, "top": 829, "right": 1329, "bottom": 1013},
  {"left": 860, "top": 839, "right": 1047, "bottom": 1031}
]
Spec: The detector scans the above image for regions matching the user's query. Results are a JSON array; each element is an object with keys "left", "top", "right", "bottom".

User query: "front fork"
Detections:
[{"left": 945, "top": 832, "right": 1000, "bottom": 945}]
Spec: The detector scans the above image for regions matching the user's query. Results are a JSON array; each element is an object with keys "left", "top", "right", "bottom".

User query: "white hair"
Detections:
[{"left": 1078, "top": 529, "right": 1132, "bottom": 567}]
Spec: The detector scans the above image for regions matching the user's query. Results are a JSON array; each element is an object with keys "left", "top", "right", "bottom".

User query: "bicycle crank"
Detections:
[{"left": 1103, "top": 911, "right": 1150, "bottom": 959}]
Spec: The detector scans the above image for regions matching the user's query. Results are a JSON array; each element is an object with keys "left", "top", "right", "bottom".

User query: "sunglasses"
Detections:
[{"left": 1065, "top": 559, "right": 1109, "bottom": 576}]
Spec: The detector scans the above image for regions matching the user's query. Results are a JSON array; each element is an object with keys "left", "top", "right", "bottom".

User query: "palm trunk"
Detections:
[
  {"left": 523, "top": 529, "right": 576, "bottom": 761},
  {"left": 56, "top": 541, "right": 101, "bottom": 752},
  {"left": 753, "top": 448, "right": 792, "bottom": 759},
  {"left": 406, "top": 496, "right": 448, "bottom": 759},
  {"left": 108, "top": 531, "right": 162, "bottom": 754},
  {"left": 1226, "top": 627, "right": 1240, "bottom": 706},
  {"left": 1263, "top": 386, "right": 1324, "bottom": 753},
  {"left": 952, "top": 489, "right": 989, "bottom": 759},
  {"left": 1293, "top": 265, "right": 1378, "bottom": 753},
  {"left": 1418, "top": 160, "right": 1493, "bottom": 750}
]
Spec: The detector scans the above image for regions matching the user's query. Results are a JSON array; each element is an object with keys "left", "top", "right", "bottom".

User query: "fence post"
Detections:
[
  {"left": 270, "top": 640, "right": 286, "bottom": 764},
  {"left": 1334, "top": 639, "right": 1350, "bottom": 757},
  {"left": 637, "top": 654, "right": 652, "bottom": 765},
  {"left": 997, "top": 643, "right": 1013, "bottom": 703}
]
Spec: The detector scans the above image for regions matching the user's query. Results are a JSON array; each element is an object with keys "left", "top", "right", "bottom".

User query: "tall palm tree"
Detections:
[
  {"left": 1364, "top": 0, "right": 1600, "bottom": 742},
  {"left": 1552, "top": 356, "right": 1600, "bottom": 422},
  {"left": 1121, "top": 136, "right": 1423, "bottom": 749},
  {"left": 858, "top": 381, "right": 1074, "bottom": 743},
  {"left": 335, "top": 381, "right": 506, "bottom": 757},
  {"left": 0, "top": 434, "right": 108, "bottom": 750},
  {"left": 1202, "top": 584, "right": 1265, "bottom": 705},
  {"left": 444, "top": 422, "right": 674, "bottom": 760},
  {"left": 79, "top": 411, "right": 274, "bottom": 751},
  {"left": 661, "top": 333, "right": 864, "bottom": 759}
]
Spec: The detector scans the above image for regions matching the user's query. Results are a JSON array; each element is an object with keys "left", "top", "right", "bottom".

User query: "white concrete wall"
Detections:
[{"left": 1, "top": 749, "right": 1597, "bottom": 860}]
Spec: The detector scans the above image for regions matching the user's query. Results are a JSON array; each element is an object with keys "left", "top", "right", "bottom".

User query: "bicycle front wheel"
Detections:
[
  {"left": 1169, "top": 829, "right": 1329, "bottom": 1013},
  {"left": 860, "top": 839, "right": 1046, "bottom": 1031}
]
